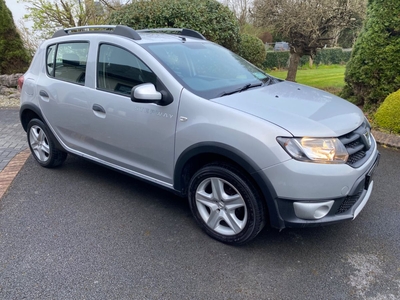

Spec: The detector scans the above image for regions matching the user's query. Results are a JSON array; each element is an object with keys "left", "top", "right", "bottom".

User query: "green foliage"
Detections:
[
  {"left": 263, "top": 51, "right": 290, "bottom": 69},
  {"left": 109, "top": 0, "right": 240, "bottom": 52},
  {"left": 240, "top": 23, "right": 269, "bottom": 39},
  {"left": 374, "top": 90, "right": 400, "bottom": 134},
  {"left": 343, "top": 0, "right": 400, "bottom": 107},
  {"left": 21, "top": 0, "right": 119, "bottom": 40},
  {"left": 337, "top": 28, "right": 356, "bottom": 48},
  {"left": 314, "top": 48, "right": 351, "bottom": 65},
  {"left": 0, "top": 0, "right": 30, "bottom": 74},
  {"left": 238, "top": 34, "right": 266, "bottom": 68},
  {"left": 264, "top": 48, "right": 352, "bottom": 69}
]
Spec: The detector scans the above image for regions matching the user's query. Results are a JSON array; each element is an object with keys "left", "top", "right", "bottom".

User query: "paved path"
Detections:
[{"left": 0, "top": 108, "right": 28, "bottom": 171}]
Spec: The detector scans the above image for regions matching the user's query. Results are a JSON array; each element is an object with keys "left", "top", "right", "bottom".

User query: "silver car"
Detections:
[{"left": 19, "top": 25, "right": 380, "bottom": 244}]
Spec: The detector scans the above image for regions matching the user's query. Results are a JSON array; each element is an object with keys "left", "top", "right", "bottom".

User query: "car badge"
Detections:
[{"left": 363, "top": 129, "right": 372, "bottom": 149}]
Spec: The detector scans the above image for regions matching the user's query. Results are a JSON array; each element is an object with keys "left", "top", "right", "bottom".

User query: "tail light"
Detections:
[{"left": 17, "top": 75, "right": 24, "bottom": 91}]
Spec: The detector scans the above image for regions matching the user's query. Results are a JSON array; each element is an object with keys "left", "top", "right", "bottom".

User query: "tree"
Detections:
[
  {"left": 109, "top": 0, "right": 240, "bottom": 52},
  {"left": 17, "top": 19, "right": 41, "bottom": 58},
  {"left": 0, "top": 0, "right": 30, "bottom": 74},
  {"left": 223, "top": 0, "right": 253, "bottom": 30},
  {"left": 19, "top": 0, "right": 121, "bottom": 44},
  {"left": 223, "top": 0, "right": 270, "bottom": 44},
  {"left": 342, "top": 0, "right": 400, "bottom": 108},
  {"left": 252, "top": 0, "right": 366, "bottom": 81}
]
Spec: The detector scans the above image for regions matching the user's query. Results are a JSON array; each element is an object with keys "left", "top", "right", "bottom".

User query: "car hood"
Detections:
[{"left": 211, "top": 81, "right": 364, "bottom": 137}]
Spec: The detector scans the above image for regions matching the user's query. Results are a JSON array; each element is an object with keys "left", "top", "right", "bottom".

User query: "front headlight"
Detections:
[{"left": 277, "top": 137, "right": 349, "bottom": 164}]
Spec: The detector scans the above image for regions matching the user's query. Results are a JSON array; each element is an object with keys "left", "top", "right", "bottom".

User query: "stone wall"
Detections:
[
  {"left": 0, "top": 74, "right": 23, "bottom": 88},
  {"left": 0, "top": 74, "right": 22, "bottom": 107}
]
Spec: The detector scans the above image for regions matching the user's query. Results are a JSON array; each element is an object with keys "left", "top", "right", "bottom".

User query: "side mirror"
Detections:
[{"left": 131, "top": 83, "right": 162, "bottom": 103}]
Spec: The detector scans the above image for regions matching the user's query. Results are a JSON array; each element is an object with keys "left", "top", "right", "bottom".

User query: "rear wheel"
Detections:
[
  {"left": 27, "top": 119, "right": 67, "bottom": 168},
  {"left": 188, "top": 163, "right": 265, "bottom": 245}
]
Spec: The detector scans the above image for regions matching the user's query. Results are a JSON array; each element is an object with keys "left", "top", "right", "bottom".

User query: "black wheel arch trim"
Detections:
[
  {"left": 20, "top": 103, "right": 65, "bottom": 152},
  {"left": 174, "top": 142, "right": 285, "bottom": 229},
  {"left": 20, "top": 103, "right": 44, "bottom": 131}
]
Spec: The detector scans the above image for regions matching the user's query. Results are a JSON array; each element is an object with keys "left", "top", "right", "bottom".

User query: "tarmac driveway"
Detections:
[{"left": 0, "top": 146, "right": 399, "bottom": 299}]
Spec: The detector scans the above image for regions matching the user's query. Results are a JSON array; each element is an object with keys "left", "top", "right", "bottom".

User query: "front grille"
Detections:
[
  {"left": 336, "top": 190, "right": 363, "bottom": 214},
  {"left": 339, "top": 121, "right": 373, "bottom": 168},
  {"left": 347, "top": 151, "right": 366, "bottom": 165}
]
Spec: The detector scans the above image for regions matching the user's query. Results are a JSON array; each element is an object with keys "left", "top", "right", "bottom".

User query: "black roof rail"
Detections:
[
  {"left": 136, "top": 28, "right": 206, "bottom": 40},
  {"left": 52, "top": 25, "right": 141, "bottom": 40}
]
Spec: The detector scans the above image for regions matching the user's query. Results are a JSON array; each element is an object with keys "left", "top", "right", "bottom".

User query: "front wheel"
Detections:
[
  {"left": 188, "top": 163, "right": 266, "bottom": 245},
  {"left": 27, "top": 119, "right": 67, "bottom": 168}
]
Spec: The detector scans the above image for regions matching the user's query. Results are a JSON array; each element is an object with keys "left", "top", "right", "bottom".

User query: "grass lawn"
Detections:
[{"left": 267, "top": 65, "right": 346, "bottom": 94}]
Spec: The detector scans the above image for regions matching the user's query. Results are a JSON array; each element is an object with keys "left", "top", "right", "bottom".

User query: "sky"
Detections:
[
  {"left": 5, "top": 0, "right": 32, "bottom": 28},
  {"left": 5, "top": 0, "right": 27, "bottom": 23}
]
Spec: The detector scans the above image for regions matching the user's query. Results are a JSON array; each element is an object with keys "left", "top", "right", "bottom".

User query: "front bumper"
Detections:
[
  {"left": 277, "top": 166, "right": 377, "bottom": 228},
  {"left": 261, "top": 142, "right": 380, "bottom": 229}
]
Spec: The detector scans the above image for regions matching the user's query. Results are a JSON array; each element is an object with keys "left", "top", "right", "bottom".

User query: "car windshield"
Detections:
[{"left": 144, "top": 41, "right": 271, "bottom": 99}]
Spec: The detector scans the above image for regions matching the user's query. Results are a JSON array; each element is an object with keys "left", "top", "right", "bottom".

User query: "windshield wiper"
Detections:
[{"left": 219, "top": 82, "right": 263, "bottom": 97}]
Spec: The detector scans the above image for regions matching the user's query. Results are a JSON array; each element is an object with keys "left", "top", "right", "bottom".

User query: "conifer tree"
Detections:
[
  {"left": 342, "top": 0, "right": 400, "bottom": 108},
  {"left": 0, "top": 0, "right": 30, "bottom": 74}
]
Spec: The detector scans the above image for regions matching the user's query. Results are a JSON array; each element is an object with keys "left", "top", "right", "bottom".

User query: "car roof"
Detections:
[{"left": 51, "top": 25, "right": 207, "bottom": 44}]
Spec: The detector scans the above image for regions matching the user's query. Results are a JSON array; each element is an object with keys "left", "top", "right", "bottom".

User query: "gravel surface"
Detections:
[{"left": 0, "top": 90, "right": 20, "bottom": 108}]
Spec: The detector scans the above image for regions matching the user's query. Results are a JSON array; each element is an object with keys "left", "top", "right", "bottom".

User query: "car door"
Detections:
[
  {"left": 83, "top": 42, "right": 182, "bottom": 185},
  {"left": 38, "top": 41, "right": 99, "bottom": 155}
]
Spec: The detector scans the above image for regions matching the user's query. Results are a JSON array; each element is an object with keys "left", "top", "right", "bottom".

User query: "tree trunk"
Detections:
[{"left": 286, "top": 52, "right": 301, "bottom": 82}]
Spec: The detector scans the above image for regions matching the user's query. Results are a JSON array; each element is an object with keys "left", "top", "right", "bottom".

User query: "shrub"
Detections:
[
  {"left": 342, "top": 0, "right": 400, "bottom": 107},
  {"left": 109, "top": 0, "right": 240, "bottom": 52},
  {"left": 238, "top": 34, "right": 266, "bottom": 68},
  {"left": 374, "top": 90, "right": 400, "bottom": 134}
]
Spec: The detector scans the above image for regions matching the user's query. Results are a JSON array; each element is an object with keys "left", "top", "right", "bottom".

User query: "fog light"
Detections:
[{"left": 293, "top": 200, "right": 334, "bottom": 220}]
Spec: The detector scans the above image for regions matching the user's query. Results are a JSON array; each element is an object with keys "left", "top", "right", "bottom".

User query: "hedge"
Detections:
[{"left": 263, "top": 48, "right": 352, "bottom": 69}]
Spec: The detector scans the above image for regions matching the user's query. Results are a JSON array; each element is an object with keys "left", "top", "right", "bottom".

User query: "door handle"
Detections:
[
  {"left": 92, "top": 104, "right": 106, "bottom": 113},
  {"left": 39, "top": 90, "right": 49, "bottom": 97}
]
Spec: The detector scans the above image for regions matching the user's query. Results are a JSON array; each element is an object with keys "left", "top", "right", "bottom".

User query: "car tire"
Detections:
[
  {"left": 27, "top": 119, "right": 67, "bottom": 168},
  {"left": 188, "top": 163, "right": 266, "bottom": 245}
]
